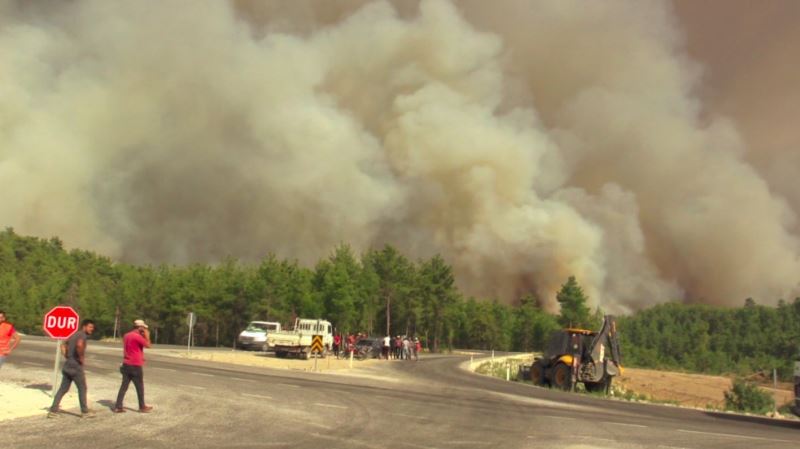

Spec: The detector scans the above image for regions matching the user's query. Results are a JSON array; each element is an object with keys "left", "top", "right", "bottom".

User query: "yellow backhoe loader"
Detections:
[{"left": 526, "top": 315, "right": 622, "bottom": 393}]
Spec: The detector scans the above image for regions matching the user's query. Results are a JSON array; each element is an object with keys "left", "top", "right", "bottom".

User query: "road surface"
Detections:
[{"left": 3, "top": 337, "right": 799, "bottom": 449}]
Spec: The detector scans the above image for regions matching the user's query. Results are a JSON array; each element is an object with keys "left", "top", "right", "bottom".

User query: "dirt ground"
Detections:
[
  {"left": 0, "top": 364, "right": 129, "bottom": 422},
  {"left": 472, "top": 354, "right": 795, "bottom": 413},
  {"left": 617, "top": 367, "right": 795, "bottom": 410}
]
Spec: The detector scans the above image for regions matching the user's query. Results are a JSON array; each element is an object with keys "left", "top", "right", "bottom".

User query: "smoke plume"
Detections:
[{"left": 2, "top": 0, "right": 798, "bottom": 312}]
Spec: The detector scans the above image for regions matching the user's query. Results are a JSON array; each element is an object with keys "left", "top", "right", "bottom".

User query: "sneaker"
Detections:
[
  {"left": 112, "top": 407, "right": 126, "bottom": 413},
  {"left": 138, "top": 405, "right": 153, "bottom": 413},
  {"left": 46, "top": 410, "right": 60, "bottom": 419},
  {"left": 81, "top": 410, "right": 96, "bottom": 419}
]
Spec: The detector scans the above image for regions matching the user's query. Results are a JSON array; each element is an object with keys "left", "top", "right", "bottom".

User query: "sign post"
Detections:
[
  {"left": 311, "top": 319, "right": 324, "bottom": 372},
  {"left": 42, "top": 306, "right": 80, "bottom": 397},
  {"left": 311, "top": 335, "right": 324, "bottom": 371},
  {"left": 187, "top": 312, "right": 196, "bottom": 354}
]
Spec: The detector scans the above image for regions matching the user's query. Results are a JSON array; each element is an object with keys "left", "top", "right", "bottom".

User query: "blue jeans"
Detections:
[{"left": 0, "top": 355, "right": 6, "bottom": 369}]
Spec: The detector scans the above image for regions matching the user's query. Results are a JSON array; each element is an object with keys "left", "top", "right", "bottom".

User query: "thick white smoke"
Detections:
[{"left": 1, "top": 0, "right": 798, "bottom": 312}]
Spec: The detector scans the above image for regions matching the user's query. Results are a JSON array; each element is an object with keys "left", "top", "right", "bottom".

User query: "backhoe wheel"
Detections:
[
  {"left": 530, "top": 362, "right": 545, "bottom": 386},
  {"left": 552, "top": 363, "right": 573, "bottom": 391},
  {"left": 584, "top": 381, "right": 605, "bottom": 393}
]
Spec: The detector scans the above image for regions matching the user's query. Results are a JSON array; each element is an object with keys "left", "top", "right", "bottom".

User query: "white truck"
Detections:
[
  {"left": 266, "top": 318, "right": 333, "bottom": 359},
  {"left": 237, "top": 321, "right": 281, "bottom": 351}
]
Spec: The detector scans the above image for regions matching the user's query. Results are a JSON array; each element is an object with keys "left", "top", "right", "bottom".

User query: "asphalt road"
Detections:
[{"left": 3, "top": 337, "right": 799, "bottom": 449}]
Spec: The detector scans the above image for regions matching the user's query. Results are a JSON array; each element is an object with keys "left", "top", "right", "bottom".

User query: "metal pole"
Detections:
[
  {"left": 113, "top": 307, "right": 120, "bottom": 341},
  {"left": 349, "top": 347, "right": 353, "bottom": 369},
  {"left": 51, "top": 340, "right": 61, "bottom": 397}
]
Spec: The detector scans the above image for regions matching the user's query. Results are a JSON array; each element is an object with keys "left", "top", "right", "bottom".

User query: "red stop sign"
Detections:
[{"left": 43, "top": 306, "right": 80, "bottom": 340}]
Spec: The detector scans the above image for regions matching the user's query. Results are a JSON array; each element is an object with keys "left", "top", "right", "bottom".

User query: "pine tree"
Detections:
[{"left": 556, "top": 276, "right": 591, "bottom": 328}]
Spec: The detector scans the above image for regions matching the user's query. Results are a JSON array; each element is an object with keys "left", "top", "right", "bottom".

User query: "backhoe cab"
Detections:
[{"left": 528, "top": 315, "right": 622, "bottom": 393}]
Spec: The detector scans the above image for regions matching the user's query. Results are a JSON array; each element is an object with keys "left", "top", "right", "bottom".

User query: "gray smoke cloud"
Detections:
[{"left": 2, "top": 0, "right": 798, "bottom": 312}]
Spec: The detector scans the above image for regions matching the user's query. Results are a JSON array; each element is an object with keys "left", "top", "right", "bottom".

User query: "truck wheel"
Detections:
[
  {"left": 261, "top": 343, "right": 269, "bottom": 352},
  {"left": 530, "top": 362, "right": 546, "bottom": 386},
  {"left": 552, "top": 363, "right": 573, "bottom": 391},
  {"left": 276, "top": 351, "right": 286, "bottom": 358}
]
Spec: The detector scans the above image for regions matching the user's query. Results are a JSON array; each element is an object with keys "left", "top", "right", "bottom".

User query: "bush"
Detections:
[{"left": 723, "top": 379, "right": 774, "bottom": 414}]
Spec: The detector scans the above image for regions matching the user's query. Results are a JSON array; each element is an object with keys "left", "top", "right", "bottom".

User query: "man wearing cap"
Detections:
[{"left": 113, "top": 319, "right": 153, "bottom": 413}]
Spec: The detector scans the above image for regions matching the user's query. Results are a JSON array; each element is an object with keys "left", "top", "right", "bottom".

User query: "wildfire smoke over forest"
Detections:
[{"left": 2, "top": 0, "right": 799, "bottom": 312}]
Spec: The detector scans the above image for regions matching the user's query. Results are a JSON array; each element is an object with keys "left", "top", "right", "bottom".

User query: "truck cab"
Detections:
[{"left": 237, "top": 321, "right": 281, "bottom": 351}]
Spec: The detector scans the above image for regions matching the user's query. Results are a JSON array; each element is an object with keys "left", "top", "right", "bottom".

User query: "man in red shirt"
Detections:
[
  {"left": 113, "top": 319, "right": 153, "bottom": 413},
  {"left": 0, "top": 310, "right": 21, "bottom": 369}
]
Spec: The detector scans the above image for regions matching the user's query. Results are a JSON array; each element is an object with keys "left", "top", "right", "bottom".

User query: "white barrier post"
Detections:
[
  {"left": 349, "top": 348, "right": 354, "bottom": 369},
  {"left": 51, "top": 341, "right": 61, "bottom": 397}
]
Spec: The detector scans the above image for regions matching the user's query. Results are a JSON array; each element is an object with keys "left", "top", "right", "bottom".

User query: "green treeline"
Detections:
[
  {"left": 0, "top": 229, "right": 557, "bottom": 352},
  {"left": 1, "top": 228, "right": 798, "bottom": 378},
  {"left": 619, "top": 299, "right": 800, "bottom": 379}
]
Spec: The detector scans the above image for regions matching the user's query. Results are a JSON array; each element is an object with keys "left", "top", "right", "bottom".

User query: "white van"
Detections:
[{"left": 237, "top": 321, "right": 281, "bottom": 351}]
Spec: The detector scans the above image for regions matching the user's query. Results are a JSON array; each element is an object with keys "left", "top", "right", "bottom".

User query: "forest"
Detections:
[{"left": 2, "top": 228, "right": 799, "bottom": 378}]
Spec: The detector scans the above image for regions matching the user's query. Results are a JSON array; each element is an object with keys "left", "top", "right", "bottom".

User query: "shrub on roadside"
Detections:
[{"left": 723, "top": 378, "right": 774, "bottom": 414}]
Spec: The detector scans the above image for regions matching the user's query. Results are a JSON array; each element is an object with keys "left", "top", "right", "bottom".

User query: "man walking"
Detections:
[
  {"left": 114, "top": 319, "right": 153, "bottom": 413},
  {"left": 48, "top": 319, "right": 96, "bottom": 418},
  {"left": 0, "top": 310, "right": 21, "bottom": 370}
]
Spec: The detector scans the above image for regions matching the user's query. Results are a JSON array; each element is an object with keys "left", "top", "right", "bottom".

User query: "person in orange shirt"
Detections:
[{"left": 0, "top": 310, "right": 22, "bottom": 370}]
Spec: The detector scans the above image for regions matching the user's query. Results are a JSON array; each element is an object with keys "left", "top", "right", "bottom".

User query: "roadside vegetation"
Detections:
[
  {"left": 2, "top": 228, "right": 799, "bottom": 383},
  {"left": 723, "top": 378, "right": 776, "bottom": 414}
]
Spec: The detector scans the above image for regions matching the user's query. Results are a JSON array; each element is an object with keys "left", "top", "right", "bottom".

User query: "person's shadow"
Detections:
[{"left": 24, "top": 383, "right": 52, "bottom": 396}]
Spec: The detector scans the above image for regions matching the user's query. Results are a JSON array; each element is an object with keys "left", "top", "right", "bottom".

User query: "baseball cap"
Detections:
[{"left": 134, "top": 319, "right": 149, "bottom": 329}]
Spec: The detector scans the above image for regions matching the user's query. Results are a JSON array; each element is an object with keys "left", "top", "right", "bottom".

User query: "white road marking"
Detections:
[
  {"left": 446, "top": 442, "right": 491, "bottom": 446},
  {"left": 313, "top": 402, "right": 347, "bottom": 409},
  {"left": 230, "top": 377, "right": 255, "bottom": 382},
  {"left": 153, "top": 367, "right": 176, "bottom": 372},
  {"left": 21, "top": 362, "right": 41, "bottom": 367},
  {"left": 677, "top": 429, "right": 794, "bottom": 443},
  {"left": 601, "top": 421, "right": 648, "bottom": 428},
  {"left": 308, "top": 433, "right": 386, "bottom": 449},
  {"left": 184, "top": 385, "right": 206, "bottom": 390},
  {"left": 386, "top": 412, "right": 419, "bottom": 419},
  {"left": 242, "top": 393, "right": 273, "bottom": 400},
  {"left": 194, "top": 373, "right": 214, "bottom": 377},
  {"left": 539, "top": 415, "right": 577, "bottom": 420},
  {"left": 277, "top": 383, "right": 299, "bottom": 388},
  {"left": 571, "top": 436, "right": 619, "bottom": 444}
]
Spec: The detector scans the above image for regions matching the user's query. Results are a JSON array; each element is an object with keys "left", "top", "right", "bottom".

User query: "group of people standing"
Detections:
[
  {"left": 0, "top": 310, "right": 154, "bottom": 418},
  {"left": 332, "top": 332, "right": 364, "bottom": 358},
  {"left": 331, "top": 332, "right": 423, "bottom": 360},
  {"left": 383, "top": 335, "right": 421, "bottom": 361}
]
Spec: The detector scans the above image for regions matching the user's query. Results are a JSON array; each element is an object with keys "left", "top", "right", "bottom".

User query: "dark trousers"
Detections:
[
  {"left": 51, "top": 368, "right": 88, "bottom": 413},
  {"left": 115, "top": 364, "right": 146, "bottom": 409}
]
